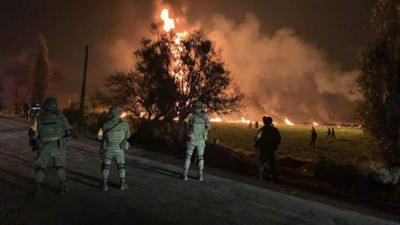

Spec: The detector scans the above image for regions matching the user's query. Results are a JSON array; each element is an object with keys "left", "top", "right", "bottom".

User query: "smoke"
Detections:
[
  {"left": 100, "top": 1, "right": 359, "bottom": 123},
  {"left": 203, "top": 14, "right": 357, "bottom": 123},
  {"left": 0, "top": 0, "right": 359, "bottom": 122}
]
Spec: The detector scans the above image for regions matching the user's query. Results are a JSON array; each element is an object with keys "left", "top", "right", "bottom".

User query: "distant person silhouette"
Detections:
[
  {"left": 326, "top": 128, "right": 331, "bottom": 138},
  {"left": 249, "top": 122, "right": 253, "bottom": 129},
  {"left": 255, "top": 121, "right": 259, "bottom": 129},
  {"left": 331, "top": 128, "right": 336, "bottom": 139},
  {"left": 23, "top": 101, "right": 30, "bottom": 120},
  {"left": 310, "top": 126, "right": 317, "bottom": 148}
]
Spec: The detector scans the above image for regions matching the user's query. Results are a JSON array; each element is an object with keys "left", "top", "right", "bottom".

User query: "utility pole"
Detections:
[{"left": 79, "top": 45, "right": 89, "bottom": 128}]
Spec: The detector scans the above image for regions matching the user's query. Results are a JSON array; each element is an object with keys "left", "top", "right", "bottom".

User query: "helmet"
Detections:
[
  {"left": 193, "top": 101, "right": 203, "bottom": 109},
  {"left": 262, "top": 116, "right": 273, "bottom": 125},
  {"left": 43, "top": 98, "right": 58, "bottom": 112},
  {"left": 109, "top": 106, "right": 122, "bottom": 118}
]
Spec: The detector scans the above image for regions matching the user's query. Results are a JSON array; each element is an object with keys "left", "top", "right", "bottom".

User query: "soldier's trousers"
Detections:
[
  {"left": 35, "top": 141, "right": 66, "bottom": 183},
  {"left": 184, "top": 140, "right": 205, "bottom": 172},
  {"left": 258, "top": 147, "right": 276, "bottom": 177},
  {"left": 102, "top": 148, "right": 126, "bottom": 180}
]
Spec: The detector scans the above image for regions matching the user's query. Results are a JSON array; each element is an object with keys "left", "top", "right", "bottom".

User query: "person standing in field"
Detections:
[
  {"left": 255, "top": 121, "right": 259, "bottom": 129},
  {"left": 249, "top": 121, "right": 253, "bottom": 129},
  {"left": 331, "top": 128, "right": 336, "bottom": 139},
  {"left": 254, "top": 116, "right": 281, "bottom": 181},
  {"left": 326, "top": 128, "right": 331, "bottom": 138},
  {"left": 310, "top": 126, "right": 317, "bottom": 148}
]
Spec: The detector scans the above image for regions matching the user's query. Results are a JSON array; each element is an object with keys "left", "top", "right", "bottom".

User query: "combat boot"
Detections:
[
  {"left": 33, "top": 183, "right": 41, "bottom": 197},
  {"left": 182, "top": 169, "right": 188, "bottom": 181},
  {"left": 101, "top": 179, "right": 108, "bottom": 191},
  {"left": 60, "top": 181, "right": 69, "bottom": 195},
  {"left": 120, "top": 178, "right": 128, "bottom": 191},
  {"left": 198, "top": 170, "right": 203, "bottom": 182}
]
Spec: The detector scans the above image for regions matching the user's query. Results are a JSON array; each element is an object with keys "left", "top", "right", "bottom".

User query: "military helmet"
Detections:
[
  {"left": 43, "top": 98, "right": 58, "bottom": 112},
  {"left": 193, "top": 100, "right": 203, "bottom": 109},
  {"left": 109, "top": 106, "right": 122, "bottom": 117}
]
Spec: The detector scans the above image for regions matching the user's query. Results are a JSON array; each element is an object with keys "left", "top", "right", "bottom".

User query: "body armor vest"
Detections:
[
  {"left": 190, "top": 113, "right": 208, "bottom": 141},
  {"left": 37, "top": 112, "right": 64, "bottom": 142},
  {"left": 105, "top": 121, "right": 124, "bottom": 146}
]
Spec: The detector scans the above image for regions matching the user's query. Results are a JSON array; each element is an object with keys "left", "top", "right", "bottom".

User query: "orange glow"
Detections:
[
  {"left": 312, "top": 122, "right": 319, "bottom": 126},
  {"left": 120, "top": 112, "right": 127, "bottom": 118},
  {"left": 210, "top": 117, "right": 223, "bottom": 122}
]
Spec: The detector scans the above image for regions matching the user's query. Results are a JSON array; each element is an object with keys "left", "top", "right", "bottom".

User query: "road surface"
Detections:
[{"left": 0, "top": 116, "right": 398, "bottom": 225}]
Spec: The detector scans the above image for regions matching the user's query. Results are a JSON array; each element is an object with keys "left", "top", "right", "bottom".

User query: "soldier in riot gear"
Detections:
[
  {"left": 28, "top": 98, "right": 71, "bottom": 196},
  {"left": 182, "top": 101, "right": 211, "bottom": 181},
  {"left": 97, "top": 106, "right": 131, "bottom": 191}
]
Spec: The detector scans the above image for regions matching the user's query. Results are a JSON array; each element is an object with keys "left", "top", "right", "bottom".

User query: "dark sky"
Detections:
[{"left": 0, "top": 0, "right": 377, "bottom": 121}]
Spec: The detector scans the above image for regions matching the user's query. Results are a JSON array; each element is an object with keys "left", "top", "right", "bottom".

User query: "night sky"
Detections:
[{"left": 0, "top": 0, "right": 377, "bottom": 122}]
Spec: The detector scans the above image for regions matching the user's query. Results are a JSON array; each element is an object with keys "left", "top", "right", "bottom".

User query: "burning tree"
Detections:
[
  {"left": 356, "top": 0, "right": 400, "bottom": 166},
  {"left": 94, "top": 9, "right": 244, "bottom": 128}
]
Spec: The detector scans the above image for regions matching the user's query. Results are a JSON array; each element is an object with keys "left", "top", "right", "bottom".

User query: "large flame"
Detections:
[
  {"left": 285, "top": 118, "right": 295, "bottom": 126},
  {"left": 160, "top": 9, "right": 189, "bottom": 93},
  {"left": 160, "top": 9, "right": 175, "bottom": 32}
]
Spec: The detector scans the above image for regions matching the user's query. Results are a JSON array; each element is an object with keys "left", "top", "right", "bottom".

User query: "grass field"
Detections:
[{"left": 208, "top": 123, "right": 385, "bottom": 172}]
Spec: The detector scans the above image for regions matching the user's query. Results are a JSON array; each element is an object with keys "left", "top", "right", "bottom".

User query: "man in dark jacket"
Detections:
[{"left": 254, "top": 116, "right": 281, "bottom": 181}]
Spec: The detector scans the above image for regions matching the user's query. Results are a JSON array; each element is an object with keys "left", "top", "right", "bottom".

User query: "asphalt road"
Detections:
[{"left": 0, "top": 116, "right": 398, "bottom": 225}]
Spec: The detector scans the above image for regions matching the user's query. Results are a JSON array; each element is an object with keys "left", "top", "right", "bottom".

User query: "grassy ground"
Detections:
[{"left": 208, "top": 123, "right": 385, "bottom": 173}]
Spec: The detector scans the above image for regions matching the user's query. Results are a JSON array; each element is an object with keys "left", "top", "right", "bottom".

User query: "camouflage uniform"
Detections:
[
  {"left": 97, "top": 106, "right": 131, "bottom": 191},
  {"left": 183, "top": 101, "right": 211, "bottom": 181},
  {"left": 29, "top": 98, "right": 71, "bottom": 195}
]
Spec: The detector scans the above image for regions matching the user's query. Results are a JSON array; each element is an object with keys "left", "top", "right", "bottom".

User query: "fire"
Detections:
[
  {"left": 160, "top": 9, "right": 175, "bottom": 32},
  {"left": 160, "top": 9, "right": 188, "bottom": 93},
  {"left": 210, "top": 117, "right": 222, "bottom": 122},
  {"left": 284, "top": 118, "right": 295, "bottom": 126},
  {"left": 120, "top": 112, "right": 127, "bottom": 118},
  {"left": 312, "top": 122, "right": 319, "bottom": 126}
]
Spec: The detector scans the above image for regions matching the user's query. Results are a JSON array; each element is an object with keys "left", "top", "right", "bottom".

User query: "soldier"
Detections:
[
  {"left": 254, "top": 116, "right": 281, "bottom": 181},
  {"left": 97, "top": 106, "right": 131, "bottom": 191},
  {"left": 310, "top": 126, "right": 317, "bottom": 148},
  {"left": 28, "top": 98, "right": 71, "bottom": 196},
  {"left": 182, "top": 101, "right": 211, "bottom": 181}
]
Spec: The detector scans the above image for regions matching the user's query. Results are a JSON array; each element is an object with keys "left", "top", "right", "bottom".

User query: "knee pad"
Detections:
[
  {"left": 117, "top": 164, "right": 125, "bottom": 170},
  {"left": 55, "top": 166, "right": 64, "bottom": 170},
  {"left": 103, "top": 163, "right": 111, "bottom": 170}
]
